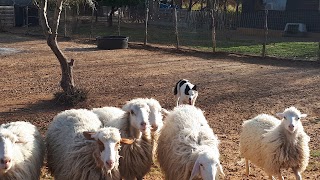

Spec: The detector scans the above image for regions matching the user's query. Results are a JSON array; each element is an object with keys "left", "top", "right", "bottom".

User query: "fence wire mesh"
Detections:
[{"left": 11, "top": 4, "right": 320, "bottom": 61}]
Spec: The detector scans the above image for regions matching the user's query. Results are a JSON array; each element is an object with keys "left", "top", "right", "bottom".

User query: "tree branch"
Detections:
[
  {"left": 39, "top": 0, "right": 52, "bottom": 37},
  {"left": 53, "top": 0, "right": 64, "bottom": 36}
]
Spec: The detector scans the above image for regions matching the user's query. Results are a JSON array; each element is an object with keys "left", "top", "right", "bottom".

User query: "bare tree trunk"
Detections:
[
  {"left": 39, "top": 0, "right": 75, "bottom": 94},
  {"left": 188, "top": 0, "right": 192, "bottom": 11},
  {"left": 108, "top": 7, "right": 116, "bottom": 27}
]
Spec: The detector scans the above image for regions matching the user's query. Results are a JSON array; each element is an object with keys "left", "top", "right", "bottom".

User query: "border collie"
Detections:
[{"left": 174, "top": 79, "right": 198, "bottom": 106}]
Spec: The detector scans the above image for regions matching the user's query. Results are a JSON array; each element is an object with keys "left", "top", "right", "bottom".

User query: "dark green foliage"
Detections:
[{"left": 53, "top": 88, "right": 88, "bottom": 106}]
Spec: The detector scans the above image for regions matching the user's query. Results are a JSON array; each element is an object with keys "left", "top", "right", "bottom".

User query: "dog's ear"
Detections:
[{"left": 192, "top": 85, "right": 197, "bottom": 91}]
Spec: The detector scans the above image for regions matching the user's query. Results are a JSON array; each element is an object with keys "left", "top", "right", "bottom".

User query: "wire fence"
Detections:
[
  {"left": 145, "top": 8, "right": 320, "bottom": 61},
  {"left": 4, "top": 4, "right": 320, "bottom": 61}
]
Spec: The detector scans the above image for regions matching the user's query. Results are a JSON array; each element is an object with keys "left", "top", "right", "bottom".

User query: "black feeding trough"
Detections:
[{"left": 96, "top": 36, "right": 129, "bottom": 50}]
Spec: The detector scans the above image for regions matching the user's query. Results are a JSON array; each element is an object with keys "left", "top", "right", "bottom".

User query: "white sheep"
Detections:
[
  {"left": 157, "top": 105, "right": 224, "bottom": 180},
  {"left": 92, "top": 99, "right": 154, "bottom": 180},
  {"left": 93, "top": 100, "right": 151, "bottom": 139},
  {"left": 0, "top": 121, "right": 45, "bottom": 180},
  {"left": 46, "top": 109, "right": 134, "bottom": 180},
  {"left": 239, "top": 106, "right": 310, "bottom": 180},
  {"left": 128, "top": 98, "right": 165, "bottom": 131},
  {"left": 120, "top": 98, "right": 166, "bottom": 150}
]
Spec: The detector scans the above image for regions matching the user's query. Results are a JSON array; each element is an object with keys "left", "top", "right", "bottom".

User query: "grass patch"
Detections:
[{"left": 265, "top": 42, "right": 318, "bottom": 60}]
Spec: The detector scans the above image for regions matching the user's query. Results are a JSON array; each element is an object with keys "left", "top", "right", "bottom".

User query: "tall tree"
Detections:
[{"left": 38, "top": 0, "right": 94, "bottom": 105}]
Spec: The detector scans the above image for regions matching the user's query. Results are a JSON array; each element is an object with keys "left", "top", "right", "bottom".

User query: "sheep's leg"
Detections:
[
  {"left": 245, "top": 159, "right": 249, "bottom": 176},
  {"left": 268, "top": 170, "right": 283, "bottom": 180},
  {"left": 268, "top": 176, "right": 275, "bottom": 180},
  {"left": 292, "top": 168, "right": 302, "bottom": 180},
  {"left": 275, "top": 173, "right": 284, "bottom": 180}
]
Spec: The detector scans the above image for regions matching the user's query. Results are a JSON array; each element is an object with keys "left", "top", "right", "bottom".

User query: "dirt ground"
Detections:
[{"left": 0, "top": 33, "right": 319, "bottom": 180}]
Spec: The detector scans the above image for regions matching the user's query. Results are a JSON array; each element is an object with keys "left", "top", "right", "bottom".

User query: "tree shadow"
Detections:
[
  {"left": 0, "top": 99, "right": 68, "bottom": 118},
  {"left": 0, "top": 32, "right": 45, "bottom": 44}
]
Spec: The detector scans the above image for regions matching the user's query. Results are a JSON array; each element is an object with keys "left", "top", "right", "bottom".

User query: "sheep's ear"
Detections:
[
  {"left": 161, "top": 108, "right": 170, "bottom": 117},
  {"left": 122, "top": 103, "right": 132, "bottom": 113},
  {"left": 276, "top": 112, "right": 285, "bottom": 119},
  {"left": 120, "top": 138, "right": 135, "bottom": 144},
  {"left": 83, "top": 131, "right": 95, "bottom": 140},
  {"left": 300, "top": 114, "right": 307, "bottom": 118},
  {"left": 192, "top": 85, "right": 197, "bottom": 91},
  {"left": 190, "top": 160, "right": 200, "bottom": 180}
]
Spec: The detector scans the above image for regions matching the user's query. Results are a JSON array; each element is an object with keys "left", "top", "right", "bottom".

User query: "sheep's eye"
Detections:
[
  {"left": 130, "top": 110, "right": 135, "bottom": 115},
  {"left": 200, "top": 163, "right": 203, "bottom": 167},
  {"left": 283, "top": 116, "right": 287, "bottom": 120}
]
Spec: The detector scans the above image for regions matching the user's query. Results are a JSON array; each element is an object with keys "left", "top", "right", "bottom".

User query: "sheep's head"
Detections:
[
  {"left": 147, "top": 98, "right": 164, "bottom": 132},
  {"left": 276, "top": 106, "right": 307, "bottom": 134},
  {"left": 190, "top": 151, "right": 224, "bottom": 180},
  {"left": 0, "top": 129, "right": 23, "bottom": 174},
  {"left": 122, "top": 101, "right": 151, "bottom": 133},
  {"left": 83, "top": 127, "right": 134, "bottom": 172}
]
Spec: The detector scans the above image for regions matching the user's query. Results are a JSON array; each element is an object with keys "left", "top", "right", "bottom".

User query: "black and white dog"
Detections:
[{"left": 174, "top": 79, "right": 198, "bottom": 106}]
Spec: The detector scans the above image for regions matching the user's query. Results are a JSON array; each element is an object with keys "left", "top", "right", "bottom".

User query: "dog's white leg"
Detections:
[
  {"left": 192, "top": 96, "right": 197, "bottom": 106},
  {"left": 178, "top": 97, "right": 184, "bottom": 106},
  {"left": 176, "top": 97, "right": 180, "bottom": 107}
]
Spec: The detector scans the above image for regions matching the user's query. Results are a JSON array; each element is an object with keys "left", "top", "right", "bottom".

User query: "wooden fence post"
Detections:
[
  {"left": 174, "top": 8, "right": 179, "bottom": 49},
  {"left": 26, "top": 6, "right": 29, "bottom": 33},
  {"left": 262, "top": 9, "right": 268, "bottom": 58},
  {"left": 144, "top": 0, "right": 149, "bottom": 46},
  {"left": 118, "top": 8, "right": 121, "bottom": 36},
  {"left": 211, "top": 9, "right": 216, "bottom": 53},
  {"left": 318, "top": 41, "right": 320, "bottom": 61}
]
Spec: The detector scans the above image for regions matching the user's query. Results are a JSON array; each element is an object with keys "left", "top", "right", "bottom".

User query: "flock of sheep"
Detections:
[{"left": 0, "top": 80, "right": 311, "bottom": 180}]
